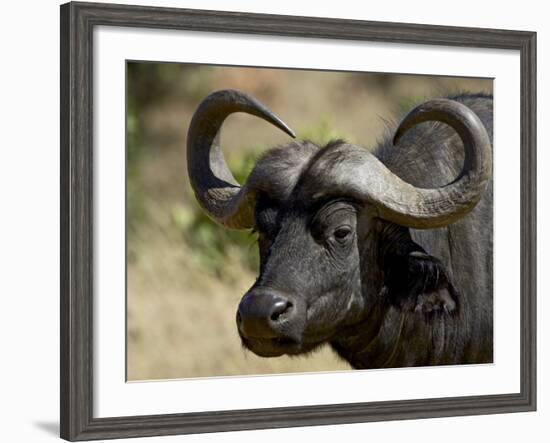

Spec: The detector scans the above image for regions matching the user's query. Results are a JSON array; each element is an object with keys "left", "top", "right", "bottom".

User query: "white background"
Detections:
[{"left": 0, "top": 0, "right": 547, "bottom": 442}]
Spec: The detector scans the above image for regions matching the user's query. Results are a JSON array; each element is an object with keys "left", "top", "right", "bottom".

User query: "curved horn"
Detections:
[
  {"left": 187, "top": 89, "right": 295, "bottom": 229},
  {"left": 305, "top": 99, "right": 492, "bottom": 229}
]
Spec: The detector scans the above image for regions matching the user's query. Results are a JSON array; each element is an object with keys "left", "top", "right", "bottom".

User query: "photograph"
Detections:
[{"left": 126, "top": 62, "right": 494, "bottom": 381}]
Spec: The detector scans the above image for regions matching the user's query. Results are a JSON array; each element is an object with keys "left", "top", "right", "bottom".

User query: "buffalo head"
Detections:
[{"left": 186, "top": 89, "right": 491, "bottom": 359}]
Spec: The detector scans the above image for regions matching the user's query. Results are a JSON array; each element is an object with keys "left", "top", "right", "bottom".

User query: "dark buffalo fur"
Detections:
[{"left": 239, "top": 93, "right": 493, "bottom": 369}]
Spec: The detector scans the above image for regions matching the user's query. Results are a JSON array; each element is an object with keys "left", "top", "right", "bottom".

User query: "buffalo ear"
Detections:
[{"left": 384, "top": 250, "right": 459, "bottom": 316}]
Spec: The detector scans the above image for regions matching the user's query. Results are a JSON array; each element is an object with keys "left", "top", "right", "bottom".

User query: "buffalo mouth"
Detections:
[
  {"left": 239, "top": 335, "right": 304, "bottom": 357},
  {"left": 239, "top": 333, "right": 326, "bottom": 357}
]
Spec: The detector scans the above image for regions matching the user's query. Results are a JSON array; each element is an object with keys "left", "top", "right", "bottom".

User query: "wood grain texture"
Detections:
[{"left": 60, "top": 2, "right": 537, "bottom": 441}]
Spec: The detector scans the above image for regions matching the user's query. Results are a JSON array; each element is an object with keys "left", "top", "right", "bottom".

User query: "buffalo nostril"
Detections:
[
  {"left": 237, "top": 290, "right": 296, "bottom": 338},
  {"left": 270, "top": 300, "right": 293, "bottom": 321}
]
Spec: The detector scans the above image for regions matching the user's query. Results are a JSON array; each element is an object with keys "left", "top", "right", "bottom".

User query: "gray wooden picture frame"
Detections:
[{"left": 60, "top": 1, "right": 537, "bottom": 441}]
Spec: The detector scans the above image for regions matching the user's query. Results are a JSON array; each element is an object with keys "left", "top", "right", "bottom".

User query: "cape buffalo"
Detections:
[{"left": 187, "top": 89, "right": 493, "bottom": 369}]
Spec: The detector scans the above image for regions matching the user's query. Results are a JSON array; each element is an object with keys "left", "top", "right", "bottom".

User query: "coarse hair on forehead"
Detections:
[
  {"left": 247, "top": 139, "right": 355, "bottom": 205},
  {"left": 246, "top": 140, "right": 320, "bottom": 202}
]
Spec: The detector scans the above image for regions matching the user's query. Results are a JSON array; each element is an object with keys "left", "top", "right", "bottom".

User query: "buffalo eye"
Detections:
[
  {"left": 333, "top": 225, "right": 353, "bottom": 243},
  {"left": 311, "top": 200, "right": 358, "bottom": 246}
]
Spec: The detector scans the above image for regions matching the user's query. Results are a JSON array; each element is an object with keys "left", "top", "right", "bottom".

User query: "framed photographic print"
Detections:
[{"left": 60, "top": 1, "right": 536, "bottom": 441}]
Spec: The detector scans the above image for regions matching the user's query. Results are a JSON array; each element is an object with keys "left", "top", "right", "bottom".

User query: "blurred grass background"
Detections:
[{"left": 126, "top": 62, "right": 492, "bottom": 380}]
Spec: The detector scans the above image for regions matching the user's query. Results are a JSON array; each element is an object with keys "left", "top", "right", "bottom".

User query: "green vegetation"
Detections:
[
  {"left": 126, "top": 92, "right": 146, "bottom": 236},
  {"left": 172, "top": 204, "right": 259, "bottom": 278},
  {"left": 171, "top": 145, "right": 261, "bottom": 277},
  {"left": 127, "top": 63, "right": 215, "bottom": 235},
  {"left": 297, "top": 118, "right": 349, "bottom": 146}
]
